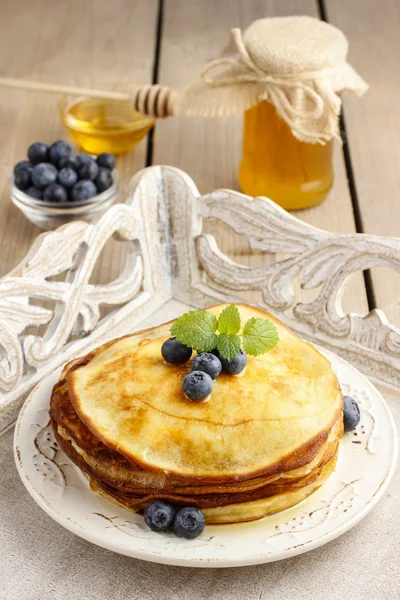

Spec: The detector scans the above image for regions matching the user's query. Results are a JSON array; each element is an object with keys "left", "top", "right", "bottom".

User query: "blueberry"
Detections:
[
  {"left": 77, "top": 155, "right": 99, "bottom": 180},
  {"left": 174, "top": 507, "right": 205, "bottom": 539},
  {"left": 31, "top": 163, "right": 58, "bottom": 189},
  {"left": 191, "top": 352, "right": 222, "bottom": 380},
  {"left": 58, "top": 167, "right": 78, "bottom": 188},
  {"left": 43, "top": 183, "right": 68, "bottom": 203},
  {"left": 182, "top": 371, "right": 213, "bottom": 401},
  {"left": 28, "top": 142, "right": 49, "bottom": 164},
  {"left": 144, "top": 499, "right": 176, "bottom": 532},
  {"left": 343, "top": 396, "right": 361, "bottom": 431},
  {"left": 76, "top": 153, "right": 90, "bottom": 166},
  {"left": 96, "top": 152, "right": 116, "bottom": 171},
  {"left": 161, "top": 337, "right": 192, "bottom": 364},
  {"left": 220, "top": 348, "right": 247, "bottom": 375},
  {"left": 94, "top": 167, "right": 113, "bottom": 193},
  {"left": 58, "top": 155, "right": 79, "bottom": 170},
  {"left": 14, "top": 161, "right": 32, "bottom": 176},
  {"left": 26, "top": 186, "right": 42, "bottom": 199},
  {"left": 14, "top": 169, "right": 31, "bottom": 191},
  {"left": 71, "top": 179, "right": 97, "bottom": 201},
  {"left": 49, "top": 140, "right": 74, "bottom": 166}
]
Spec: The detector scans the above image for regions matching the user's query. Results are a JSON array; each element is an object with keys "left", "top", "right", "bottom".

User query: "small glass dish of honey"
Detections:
[{"left": 59, "top": 96, "right": 155, "bottom": 155}]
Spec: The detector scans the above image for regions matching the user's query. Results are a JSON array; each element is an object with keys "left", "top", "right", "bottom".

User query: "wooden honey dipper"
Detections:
[{"left": 0, "top": 77, "right": 177, "bottom": 118}]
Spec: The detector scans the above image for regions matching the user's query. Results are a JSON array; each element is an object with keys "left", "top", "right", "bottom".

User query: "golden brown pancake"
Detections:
[
  {"left": 50, "top": 303, "right": 343, "bottom": 523},
  {"left": 51, "top": 379, "right": 342, "bottom": 491},
  {"left": 66, "top": 304, "right": 343, "bottom": 481},
  {"left": 53, "top": 425, "right": 338, "bottom": 513}
]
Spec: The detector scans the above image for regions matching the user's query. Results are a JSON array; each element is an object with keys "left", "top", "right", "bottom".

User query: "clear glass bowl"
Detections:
[
  {"left": 10, "top": 171, "right": 118, "bottom": 231},
  {"left": 59, "top": 95, "right": 155, "bottom": 155}
]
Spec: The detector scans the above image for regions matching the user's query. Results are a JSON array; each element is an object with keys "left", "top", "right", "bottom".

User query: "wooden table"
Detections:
[{"left": 1, "top": 2, "right": 399, "bottom": 599}]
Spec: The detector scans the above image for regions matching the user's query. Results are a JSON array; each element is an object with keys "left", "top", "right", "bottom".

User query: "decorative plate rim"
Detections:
[{"left": 13, "top": 346, "right": 398, "bottom": 568}]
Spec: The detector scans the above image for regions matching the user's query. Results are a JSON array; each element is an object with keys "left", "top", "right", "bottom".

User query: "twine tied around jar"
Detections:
[
  {"left": 178, "top": 16, "right": 369, "bottom": 144},
  {"left": 202, "top": 29, "right": 333, "bottom": 137}
]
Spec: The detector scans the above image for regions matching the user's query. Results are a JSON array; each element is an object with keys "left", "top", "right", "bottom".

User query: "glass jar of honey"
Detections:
[
  {"left": 199, "top": 16, "right": 367, "bottom": 211},
  {"left": 239, "top": 101, "right": 334, "bottom": 210}
]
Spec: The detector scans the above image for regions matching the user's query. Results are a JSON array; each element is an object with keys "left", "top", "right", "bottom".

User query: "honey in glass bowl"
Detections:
[
  {"left": 59, "top": 96, "right": 155, "bottom": 155},
  {"left": 239, "top": 101, "right": 334, "bottom": 210}
]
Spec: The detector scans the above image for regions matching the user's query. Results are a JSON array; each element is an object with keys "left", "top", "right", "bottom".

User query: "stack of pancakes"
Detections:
[{"left": 50, "top": 304, "right": 343, "bottom": 524}]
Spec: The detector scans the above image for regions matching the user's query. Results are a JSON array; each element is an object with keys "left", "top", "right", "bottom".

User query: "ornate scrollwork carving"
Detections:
[{"left": 197, "top": 189, "right": 400, "bottom": 385}]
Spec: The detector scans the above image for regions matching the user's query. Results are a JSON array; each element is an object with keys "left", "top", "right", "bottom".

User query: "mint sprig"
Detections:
[
  {"left": 170, "top": 304, "right": 279, "bottom": 361},
  {"left": 242, "top": 317, "right": 279, "bottom": 356},
  {"left": 170, "top": 309, "right": 218, "bottom": 352},
  {"left": 216, "top": 333, "right": 241, "bottom": 362},
  {"left": 217, "top": 304, "right": 241, "bottom": 335}
]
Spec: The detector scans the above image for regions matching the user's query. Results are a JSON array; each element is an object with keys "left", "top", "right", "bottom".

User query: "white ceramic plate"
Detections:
[{"left": 14, "top": 348, "right": 397, "bottom": 568}]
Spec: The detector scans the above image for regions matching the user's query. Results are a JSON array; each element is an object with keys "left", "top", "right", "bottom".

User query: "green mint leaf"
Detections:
[
  {"left": 242, "top": 317, "right": 279, "bottom": 356},
  {"left": 216, "top": 333, "right": 241, "bottom": 362},
  {"left": 170, "top": 309, "right": 218, "bottom": 352},
  {"left": 217, "top": 304, "right": 241, "bottom": 336}
]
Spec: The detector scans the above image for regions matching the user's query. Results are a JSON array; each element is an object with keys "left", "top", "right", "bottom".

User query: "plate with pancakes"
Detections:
[{"left": 14, "top": 304, "right": 397, "bottom": 567}]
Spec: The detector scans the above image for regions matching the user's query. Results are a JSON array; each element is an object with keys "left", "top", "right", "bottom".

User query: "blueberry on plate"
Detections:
[
  {"left": 58, "top": 155, "right": 79, "bottom": 170},
  {"left": 14, "top": 169, "right": 31, "bottom": 191},
  {"left": 28, "top": 142, "right": 49, "bottom": 164},
  {"left": 31, "top": 163, "right": 58, "bottom": 189},
  {"left": 49, "top": 140, "right": 75, "bottom": 166},
  {"left": 14, "top": 161, "right": 32, "bottom": 176},
  {"left": 58, "top": 167, "right": 78, "bottom": 188},
  {"left": 96, "top": 152, "right": 116, "bottom": 171},
  {"left": 25, "top": 186, "right": 42, "bottom": 199},
  {"left": 43, "top": 183, "right": 68, "bottom": 203},
  {"left": 144, "top": 500, "right": 176, "bottom": 532},
  {"left": 343, "top": 396, "right": 360, "bottom": 431},
  {"left": 77, "top": 155, "right": 99, "bottom": 181},
  {"left": 71, "top": 179, "right": 97, "bottom": 201},
  {"left": 182, "top": 371, "right": 213, "bottom": 401},
  {"left": 94, "top": 167, "right": 113, "bottom": 193},
  {"left": 161, "top": 337, "right": 192, "bottom": 364},
  {"left": 174, "top": 507, "right": 205, "bottom": 539},
  {"left": 191, "top": 352, "right": 222, "bottom": 380},
  {"left": 220, "top": 348, "right": 247, "bottom": 375}
]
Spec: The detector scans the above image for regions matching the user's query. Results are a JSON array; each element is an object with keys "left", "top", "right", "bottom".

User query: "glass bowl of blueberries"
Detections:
[{"left": 11, "top": 140, "right": 118, "bottom": 231}]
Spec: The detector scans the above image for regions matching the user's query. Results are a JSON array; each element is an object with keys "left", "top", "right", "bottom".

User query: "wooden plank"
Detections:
[
  {"left": 325, "top": 0, "right": 400, "bottom": 325},
  {"left": 154, "top": 0, "right": 368, "bottom": 315},
  {"left": 0, "top": 0, "right": 158, "bottom": 281}
]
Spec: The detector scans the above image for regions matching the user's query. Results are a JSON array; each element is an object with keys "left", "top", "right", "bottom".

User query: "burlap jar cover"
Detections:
[{"left": 176, "top": 16, "right": 368, "bottom": 144}]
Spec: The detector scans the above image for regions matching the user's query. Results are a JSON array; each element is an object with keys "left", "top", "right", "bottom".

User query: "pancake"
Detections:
[
  {"left": 202, "top": 456, "right": 338, "bottom": 524},
  {"left": 54, "top": 425, "right": 338, "bottom": 513},
  {"left": 51, "top": 382, "right": 342, "bottom": 494},
  {"left": 66, "top": 304, "right": 343, "bottom": 482},
  {"left": 53, "top": 411, "right": 340, "bottom": 492},
  {"left": 50, "top": 303, "right": 343, "bottom": 524},
  {"left": 72, "top": 446, "right": 338, "bottom": 524}
]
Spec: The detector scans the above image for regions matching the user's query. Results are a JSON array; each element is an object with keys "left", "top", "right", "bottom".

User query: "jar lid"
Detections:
[
  {"left": 244, "top": 16, "right": 347, "bottom": 75},
  {"left": 177, "top": 16, "right": 368, "bottom": 144}
]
